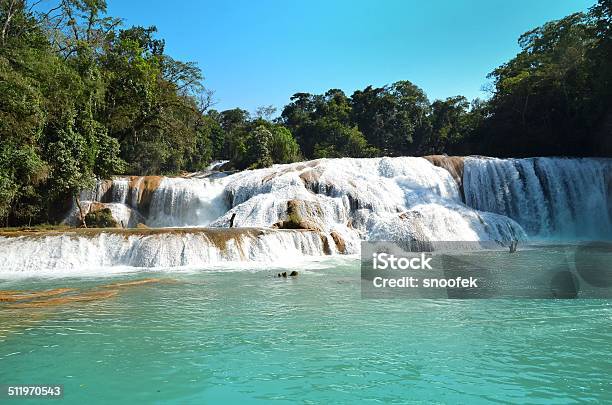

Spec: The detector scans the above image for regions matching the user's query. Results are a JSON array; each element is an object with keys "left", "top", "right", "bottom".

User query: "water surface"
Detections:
[{"left": 1, "top": 255, "right": 610, "bottom": 403}]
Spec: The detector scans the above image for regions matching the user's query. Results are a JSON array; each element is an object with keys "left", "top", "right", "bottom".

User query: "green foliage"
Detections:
[
  {"left": 1, "top": 0, "right": 611, "bottom": 228},
  {"left": 270, "top": 126, "right": 300, "bottom": 163},
  {"left": 245, "top": 125, "right": 273, "bottom": 169},
  {"left": 350, "top": 81, "right": 431, "bottom": 155},
  {"left": 45, "top": 127, "right": 96, "bottom": 197},
  {"left": 84, "top": 207, "right": 118, "bottom": 228},
  {"left": 478, "top": 5, "right": 611, "bottom": 156}
]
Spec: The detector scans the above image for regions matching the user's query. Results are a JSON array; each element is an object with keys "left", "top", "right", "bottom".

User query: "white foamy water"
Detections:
[
  {"left": 210, "top": 157, "right": 524, "bottom": 244},
  {"left": 464, "top": 157, "right": 612, "bottom": 239},
  {"left": 0, "top": 229, "right": 330, "bottom": 275},
  {"left": 147, "top": 177, "right": 228, "bottom": 227},
  {"left": 12, "top": 156, "right": 611, "bottom": 274}
]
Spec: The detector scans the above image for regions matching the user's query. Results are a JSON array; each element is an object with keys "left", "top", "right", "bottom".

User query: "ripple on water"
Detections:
[{"left": 0, "top": 259, "right": 610, "bottom": 403}]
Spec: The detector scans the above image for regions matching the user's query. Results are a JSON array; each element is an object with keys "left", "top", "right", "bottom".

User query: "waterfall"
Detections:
[
  {"left": 147, "top": 177, "right": 228, "bottom": 227},
  {"left": 111, "top": 177, "right": 130, "bottom": 204},
  {"left": 0, "top": 229, "right": 333, "bottom": 274},
  {"left": 69, "top": 175, "right": 229, "bottom": 228},
  {"left": 68, "top": 157, "right": 528, "bottom": 243},
  {"left": 464, "top": 157, "right": 612, "bottom": 239},
  {"left": 29, "top": 155, "right": 610, "bottom": 275},
  {"left": 209, "top": 157, "right": 523, "bottom": 244}
]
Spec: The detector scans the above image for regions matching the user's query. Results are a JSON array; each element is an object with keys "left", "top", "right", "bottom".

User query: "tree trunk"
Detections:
[{"left": 74, "top": 194, "right": 87, "bottom": 228}]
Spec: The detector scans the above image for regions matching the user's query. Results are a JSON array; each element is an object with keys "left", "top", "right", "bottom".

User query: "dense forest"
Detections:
[{"left": 0, "top": 0, "right": 611, "bottom": 226}]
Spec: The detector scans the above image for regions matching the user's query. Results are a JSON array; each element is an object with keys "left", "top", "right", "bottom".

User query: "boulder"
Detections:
[
  {"left": 330, "top": 231, "right": 346, "bottom": 254},
  {"left": 127, "top": 176, "right": 162, "bottom": 216},
  {"left": 85, "top": 208, "right": 119, "bottom": 228},
  {"left": 271, "top": 200, "right": 324, "bottom": 232},
  {"left": 423, "top": 155, "right": 465, "bottom": 195}
]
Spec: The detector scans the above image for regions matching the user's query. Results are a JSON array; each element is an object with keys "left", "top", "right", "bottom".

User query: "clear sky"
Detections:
[{"left": 107, "top": 0, "right": 594, "bottom": 114}]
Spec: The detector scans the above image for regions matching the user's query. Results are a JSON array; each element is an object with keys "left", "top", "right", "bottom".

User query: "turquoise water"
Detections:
[{"left": 1, "top": 256, "right": 611, "bottom": 404}]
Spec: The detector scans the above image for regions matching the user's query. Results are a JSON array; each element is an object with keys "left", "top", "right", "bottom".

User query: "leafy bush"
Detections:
[{"left": 85, "top": 208, "right": 119, "bottom": 228}]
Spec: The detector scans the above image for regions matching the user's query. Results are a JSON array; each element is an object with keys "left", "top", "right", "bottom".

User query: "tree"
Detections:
[
  {"left": 254, "top": 105, "right": 277, "bottom": 121},
  {"left": 424, "top": 96, "right": 471, "bottom": 154},
  {"left": 45, "top": 126, "right": 96, "bottom": 227},
  {"left": 483, "top": 12, "right": 598, "bottom": 156},
  {"left": 269, "top": 126, "right": 300, "bottom": 163},
  {"left": 242, "top": 125, "right": 273, "bottom": 169},
  {"left": 281, "top": 89, "right": 367, "bottom": 158},
  {"left": 351, "top": 81, "right": 431, "bottom": 155}
]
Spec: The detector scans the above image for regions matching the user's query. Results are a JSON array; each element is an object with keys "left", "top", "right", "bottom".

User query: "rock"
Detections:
[
  {"left": 423, "top": 155, "right": 465, "bottom": 196},
  {"left": 96, "top": 179, "right": 114, "bottom": 202},
  {"left": 276, "top": 271, "right": 298, "bottom": 277},
  {"left": 320, "top": 234, "right": 332, "bottom": 255},
  {"left": 330, "top": 231, "right": 346, "bottom": 254},
  {"left": 136, "top": 223, "right": 149, "bottom": 229},
  {"left": 63, "top": 201, "right": 143, "bottom": 228},
  {"left": 128, "top": 176, "right": 163, "bottom": 216},
  {"left": 217, "top": 161, "right": 233, "bottom": 171},
  {"left": 271, "top": 199, "right": 324, "bottom": 231},
  {"left": 85, "top": 208, "right": 119, "bottom": 228},
  {"left": 299, "top": 168, "right": 322, "bottom": 192}
]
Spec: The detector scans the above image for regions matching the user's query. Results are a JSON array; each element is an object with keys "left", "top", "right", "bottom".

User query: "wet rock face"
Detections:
[
  {"left": 84, "top": 208, "right": 119, "bottom": 228},
  {"left": 128, "top": 176, "right": 163, "bottom": 216},
  {"left": 423, "top": 155, "right": 465, "bottom": 196},
  {"left": 320, "top": 234, "right": 332, "bottom": 255},
  {"left": 271, "top": 200, "right": 325, "bottom": 232},
  {"left": 63, "top": 201, "right": 144, "bottom": 228},
  {"left": 96, "top": 180, "right": 114, "bottom": 203},
  {"left": 330, "top": 231, "right": 346, "bottom": 254}
]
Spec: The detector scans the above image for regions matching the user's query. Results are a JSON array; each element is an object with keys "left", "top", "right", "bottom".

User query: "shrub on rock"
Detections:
[{"left": 84, "top": 208, "right": 119, "bottom": 228}]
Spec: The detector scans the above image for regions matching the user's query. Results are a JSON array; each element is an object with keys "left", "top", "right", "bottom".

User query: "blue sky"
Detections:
[{"left": 107, "top": 0, "right": 594, "bottom": 114}]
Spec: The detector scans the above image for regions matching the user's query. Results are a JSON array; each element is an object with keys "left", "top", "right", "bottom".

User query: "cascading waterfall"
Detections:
[
  {"left": 8, "top": 156, "right": 610, "bottom": 274},
  {"left": 209, "top": 157, "right": 525, "bottom": 244},
  {"left": 110, "top": 177, "right": 129, "bottom": 204},
  {"left": 0, "top": 229, "right": 331, "bottom": 274},
  {"left": 147, "top": 177, "right": 228, "bottom": 227},
  {"left": 463, "top": 157, "right": 612, "bottom": 239},
  {"left": 70, "top": 175, "right": 229, "bottom": 228}
]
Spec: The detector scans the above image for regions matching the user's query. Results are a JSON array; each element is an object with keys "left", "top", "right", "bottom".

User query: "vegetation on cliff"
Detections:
[{"left": 0, "top": 0, "right": 610, "bottom": 226}]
